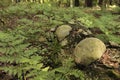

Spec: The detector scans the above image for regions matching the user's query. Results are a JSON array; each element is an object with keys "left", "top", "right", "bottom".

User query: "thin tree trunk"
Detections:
[
  {"left": 40, "top": 0, "right": 44, "bottom": 4},
  {"left": 70, "top": 0, "right": 74, "bottom": 7},
  {"left": 98, "top": 0, "right": 107, "bottom": 10},
  {"left": 75, "top": 0, "right": 79, "bottom": 7},
  {"left": 85, "top": 0, "right": 93, "bottom": 7},
  {"left": 11, "top": 0, "right": 14, "bottom": 3}
]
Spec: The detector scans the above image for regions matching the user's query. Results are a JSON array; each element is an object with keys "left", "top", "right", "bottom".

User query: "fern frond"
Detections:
[
  {"left": 26, "top": 70, "right": 48, "bottom": 80},
  {"left": 23, "top": 47, "right": 38, "bottom": 57},
  {"left": 0, "top": 66, "right": 23, "bottom": 78},
  {"left": 0, "top": 55, "right": 17, "bottom": 63},
  {"left": 70, "top": 69, "right": 85, "bottom": 80}
]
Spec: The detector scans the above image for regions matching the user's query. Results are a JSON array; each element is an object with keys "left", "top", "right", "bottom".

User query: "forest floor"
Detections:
[{"left": 0, "top": 3, "right": 120, "bottom": 80}]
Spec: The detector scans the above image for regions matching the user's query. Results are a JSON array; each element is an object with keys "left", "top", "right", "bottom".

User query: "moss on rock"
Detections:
[
  {"left": 55, "top": 25, "right": 72, "bottom": 41},
  {"left": 74, "top": 37, "right": 106, "bottom": 65}
]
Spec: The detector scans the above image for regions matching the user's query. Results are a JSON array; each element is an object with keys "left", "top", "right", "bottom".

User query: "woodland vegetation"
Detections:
[{"left": 0, "top": 0, "right": 120, "bottom": 80}]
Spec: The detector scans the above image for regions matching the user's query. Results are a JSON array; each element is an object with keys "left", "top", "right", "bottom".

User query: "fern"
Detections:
[
  {"left": 46, "top": 58, "right": 85, "bottom": 80},
  {"left": 2, "top": 3, "right": 119, "bottom": 80},
  {"left": 0, "top": 30, "right": 49, "bottom": 80},
  {"left": 77, "top": 16, "right": 93, "bottom": 27},
  {"left": 107, "top": 34, "right": 120, "bottom": 44}
]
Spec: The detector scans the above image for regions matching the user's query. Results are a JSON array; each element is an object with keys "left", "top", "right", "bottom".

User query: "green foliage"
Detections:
[
  {"left": 0, "top": 26, "right": 84, "bottom": 80},
  {"left": 77, "top": 16, "right": 93, "bottom": 27},
  {"left": 0, "top": 4, "right": 86, "bottom": 78},
  {"left": 112, "top": 6, "right": 120, "bottom": 13},
  {"left": 93, "top": 11, "right": 120, "bottom": 44},
  {"left": 46, "top": 58, "right": 85, "bottom": 80},
  {"left": 0, "top": 3, "right": 92, "bottom": 29},
  {"left": 0, "top": 2, "right": 120, "bottom": 80},
  {"left": 0, "top": 30, "right": 49, "bottom": 80},
  {"left": 0, "top": 0, "right": 12, "bottom": 7}
]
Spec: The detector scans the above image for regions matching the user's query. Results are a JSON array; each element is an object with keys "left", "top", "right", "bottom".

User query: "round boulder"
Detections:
[
  {"left": 74, "top": 37, "right": 106, "bottom": 65},
  {"left": 55, "top": 25, "right": 72, "bottom": 41}
]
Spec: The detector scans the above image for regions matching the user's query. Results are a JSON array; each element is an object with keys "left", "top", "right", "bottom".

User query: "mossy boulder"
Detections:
[
  {"left": 74, "top": 38, "right": 106, "bottom": 65},
  {"left": 55, "top": 25, "right": 72, "bottom": 41}
]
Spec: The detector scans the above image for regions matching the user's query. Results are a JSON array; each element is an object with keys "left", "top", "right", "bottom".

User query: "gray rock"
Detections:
[
  {"left": 74, "top": 38, "right": 106, "bottom": 65},
  {"left": 55, "top": 25, "right": 72, "bottom": 41}
]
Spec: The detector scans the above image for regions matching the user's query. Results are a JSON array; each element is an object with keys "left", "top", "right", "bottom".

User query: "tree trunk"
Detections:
[
  {"left": 98, "top": 0, "right": 106, "bottom": 10},
  {"left": 40, "top": 0, "right": 44, "bottom": 4},
  {"left": 15, "top": 0, "right": 21, "bottom": 3},
  {"left": 85, "top": 0, "right": 93, "bottom": 7},
  {"left": 75, "top": 0, "right": 79, "bottom": 7},
  {"left": 70, "top": 0, "right": 74, "bottom": 7},
  {"left": 109, "top": 0, "right": 112, "bottom": 5}
]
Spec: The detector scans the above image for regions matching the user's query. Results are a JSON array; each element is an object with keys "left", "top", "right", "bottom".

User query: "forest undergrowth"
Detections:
[{"left": 0, "top": 3, "right": 120, "bottom": 80}]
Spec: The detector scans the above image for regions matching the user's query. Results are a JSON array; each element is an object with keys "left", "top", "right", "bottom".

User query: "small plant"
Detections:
[
  {"left": 0, "top": 27, "right": 85, "bottom": 80},
  {"left": 93, "top": 12, "right": 120, "bottom": 44},
  {"left": 45, "top": 58, "right": 85, "bottom": 80},
  {"left": 77, "top": 16, "right": 93, "bottom": 27},
  {"left": 0, "top": 29, "right": 49, "bottom": 80}
]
